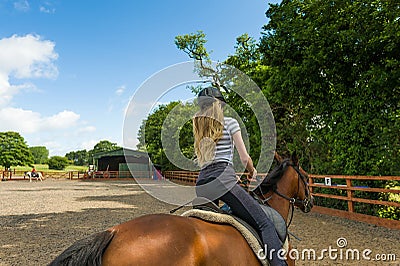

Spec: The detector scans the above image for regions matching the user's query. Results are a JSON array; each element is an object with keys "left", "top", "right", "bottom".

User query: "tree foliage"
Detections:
[
  {"left": 88, "top": 140, "right": 120, "bottom": 164},
  {"left": 138, "top": 102, "right": 196, "bottom": 171},
  {"left": 0, "top": 131, "right": 34, "bottom": 170},
  {"left": 64, "top": 141, "right": 120, "bottom": 166},
  {"left": 175, "top": 30, "right": 209, "bottom": 61},
  {"left": 29, "top": 146, "right": 49, "bottom": 164},
  {"left": 92, "top": 140, "right": 120, "bottom": 154},
  {"left": 65, "top": 149, "right": 88, "bottom": 166},
  {"left": 259, "top": 0, "right": 400, "bottom": 176},
  {"left": 47, "top": 156, "right": 70, "bottom": 170}
]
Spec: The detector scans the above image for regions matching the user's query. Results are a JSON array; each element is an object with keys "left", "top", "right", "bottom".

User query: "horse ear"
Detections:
[
  {"left": 274, "top": 152, "right": 283, "bottom": 163},
  {"left": 291, "top": 151, "right": 299, "bottom": 166}
]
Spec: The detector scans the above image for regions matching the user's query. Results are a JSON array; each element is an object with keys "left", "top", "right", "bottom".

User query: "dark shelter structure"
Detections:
[{"left": 93, "top": 148, "right": 152, "bottom": 178}]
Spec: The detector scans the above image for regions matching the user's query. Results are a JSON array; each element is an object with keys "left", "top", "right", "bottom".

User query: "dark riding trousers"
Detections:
[{"left": 196, "top": 162, "right": 287, "bottom": 266}]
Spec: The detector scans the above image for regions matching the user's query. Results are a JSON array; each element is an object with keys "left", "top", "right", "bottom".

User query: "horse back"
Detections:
[{"left": 102, "top": 213, "right": 261, "bottom": 266}]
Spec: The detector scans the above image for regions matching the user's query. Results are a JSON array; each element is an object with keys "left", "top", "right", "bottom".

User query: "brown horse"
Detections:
[{"left": 49, "top": 152, "right": 313, "bottom": 266}]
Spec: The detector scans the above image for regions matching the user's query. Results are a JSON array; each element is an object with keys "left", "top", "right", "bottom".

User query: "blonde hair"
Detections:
[{"left": 193, "top": 100, "right": 224, "bottom": 166}]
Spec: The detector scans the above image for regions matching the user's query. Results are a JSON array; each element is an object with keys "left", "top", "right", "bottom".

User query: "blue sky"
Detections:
[{"left": 0, "top": 0, "right": 279, "bottom": 156}]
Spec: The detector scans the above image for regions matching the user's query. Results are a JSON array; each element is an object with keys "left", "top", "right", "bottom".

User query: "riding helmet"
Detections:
[{"left": 197, "top": 87, "right": 226, "bottom": 106}]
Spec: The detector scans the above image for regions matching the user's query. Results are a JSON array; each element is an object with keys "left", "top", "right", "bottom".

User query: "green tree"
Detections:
[
  {"left": 47, "top": 156, "right": 70, "bottom": 170},
  {"left": 138, "top": 101, "right": 196, "bottom": 171},
  {"left": 29, "top": 146, "right": 49, "bottom": 164},
  {"left": 260, "top": 0, "right": 400, "bottom": 176},
  {"left": 175, "top": 31, "right": 226, "bottom": 89},
  {"left": 88, "top": 140, "right": 120, "bottom": 164},
  {"left": 92, "top": 140, "right": 119, "bottom": 154},
  {"left": 175, "top": 30, "right": 209, "bottom": 61},
  {"left": 65, "top": 149, "right": 88, "bottom": 166},
  {"left": 175, "top": 32, "right": 274, "bottom": 169},
  {"left": 0, "top": 131, "right": 34, "bottom": 170},
  {"left": 224, "top": 34, "right": 276, "bottom": 167},
  {"left": 258, "top": 0, "right": 399, "bottom": 218}
]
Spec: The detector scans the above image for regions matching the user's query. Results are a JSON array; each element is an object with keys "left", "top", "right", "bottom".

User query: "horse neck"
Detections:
[{"left": 266, "top": 167, "right": 298, "bottom": 222}]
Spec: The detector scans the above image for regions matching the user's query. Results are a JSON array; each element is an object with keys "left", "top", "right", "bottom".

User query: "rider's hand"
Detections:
[
  {"left": 253, "top": 168, "right": 258, "bottom": 179},
  {"left": 248, "top": 168, "right": 258, "bottom": 181}
]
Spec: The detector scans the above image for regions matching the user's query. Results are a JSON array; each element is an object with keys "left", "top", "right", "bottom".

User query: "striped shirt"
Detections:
[{"left": 213, "top": 117, "right": 240, "bottom": 165}]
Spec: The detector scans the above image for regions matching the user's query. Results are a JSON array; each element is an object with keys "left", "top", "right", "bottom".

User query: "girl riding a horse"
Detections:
[{"left": 193, "top": 87, "right": 287, "bottom": 266}]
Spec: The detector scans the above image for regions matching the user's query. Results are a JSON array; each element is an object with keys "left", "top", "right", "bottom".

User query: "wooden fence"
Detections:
[
  {"left": 1, "top": 170, "right": 85, "bottom": 180},
  {"left": 91, "top": 170, "right": 152, "bottom": 179},
  {"left": 309, "top": 174, "right": 400, "bottom": 229},
  {"left": 164, "top": 171, "right": 258, "bottom": 184},
  {"left": 1, "top": 169, "right": 153, "bottom": 180},
  {"left": 164, "top": 171, "right": 198, "bottom": 184},
  {"left": 164, "top": 171, "right": 400, "bottom": 230},
  {"left": 2, "top": 170, "right": 23, "bottom": 180}
]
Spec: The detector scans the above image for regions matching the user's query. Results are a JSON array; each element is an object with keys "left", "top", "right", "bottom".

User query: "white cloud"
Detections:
[
  {"left": 43, "top": 110, "right": 80, "bottom": 130},
  {"left": 39, "top": 1, "right": 56, "bottom": 13},
  {"left": 13, "top": 0, "right": 29, "bottom": 12},
  {"left": 77, "top": 126, "right": 96, "bottom": 133},
  {"left": 39, "top": 6, "right": 55, "bottom": 14},
  {"left": 115, "top": 85, "right": 126, "bottom": 96},
  {"left": 0, "top": 34, "right": 58, "bottom": 79},
  {"left": 41, "top": 140, "right": 63, "bottom": 155},
  {"left": 0, "top": 108, "right": 80, "bottom": 133},
  {"left": 0, "top": 107, "right": 41, "bottom": 133},
  {"left": 80, "top": 140, "right": 99, "bottom": 151},
  {"left": 0, "top": 34, "right": 100, "bottom": 157},
  {"left": 0, "top": 34, "right": 58, "bottom": 108}
]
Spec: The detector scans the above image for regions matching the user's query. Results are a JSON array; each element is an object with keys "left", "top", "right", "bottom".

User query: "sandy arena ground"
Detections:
[{"left": 0, "top": 179, "right": 399, "bottom": 266}]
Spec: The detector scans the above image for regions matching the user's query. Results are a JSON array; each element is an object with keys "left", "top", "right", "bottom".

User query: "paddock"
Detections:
[{"left": 0, "top": 179, "right": 398, "bottom": 265}]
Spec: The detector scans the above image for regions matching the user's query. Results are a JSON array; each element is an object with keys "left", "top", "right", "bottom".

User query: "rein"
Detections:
[{"left": 252, "top": 161, "right": 311, "bottom": 228}]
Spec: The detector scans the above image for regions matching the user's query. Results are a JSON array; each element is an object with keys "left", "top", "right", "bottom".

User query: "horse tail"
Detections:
[{"left": 48, "top": 230, "right": 115, "bottom": 266}]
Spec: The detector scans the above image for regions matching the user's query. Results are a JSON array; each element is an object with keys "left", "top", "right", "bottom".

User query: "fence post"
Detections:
[
  {"left": 346, "top": 178, "right": 354, "bottom": 212},
  {"left": 309, "top": 176, "right": 314, "bottom": 194}
]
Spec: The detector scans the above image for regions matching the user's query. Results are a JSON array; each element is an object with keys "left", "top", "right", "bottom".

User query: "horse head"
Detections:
[{"left": 253, "top": 151, "right": 314, "bottom": 213}]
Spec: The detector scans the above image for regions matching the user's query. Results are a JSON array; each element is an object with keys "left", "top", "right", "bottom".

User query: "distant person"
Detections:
[{"left": 31, "top": 167, "right": 38, "bottom": 177}]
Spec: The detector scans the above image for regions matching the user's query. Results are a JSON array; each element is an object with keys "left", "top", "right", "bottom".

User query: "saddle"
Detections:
[{"left": 182, "top": 197, "right": 289, "bottom": 266}]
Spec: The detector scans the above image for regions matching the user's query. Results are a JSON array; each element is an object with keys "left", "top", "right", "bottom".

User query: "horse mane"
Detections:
[{"left": 256, "top": 158, "right": 291, "bottom": 192}]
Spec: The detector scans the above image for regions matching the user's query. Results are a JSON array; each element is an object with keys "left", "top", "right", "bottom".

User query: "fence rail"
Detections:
[
  {"left": 92, "top": 170, "right": 151, "bottom": 179},
  {"left": 164, "top": 171, "right": 258, "bottom": 184},
  {"left": 164, "top": 170, "right": 400, "bottom": 230},
  {"left": 164, "top": 171, "right": 198, "bottom": 184},
  {"left": 1, "top": 169, "right": 153, "bottom": 180},
  {"left": 1, "top": 170, "right": 86, "bottom": 180},
  {"left": 309, "top": 174, "right": 400, "bottom": 229},
  {"left": 1, "top": 170, "right": 27, "bottom": 180}
]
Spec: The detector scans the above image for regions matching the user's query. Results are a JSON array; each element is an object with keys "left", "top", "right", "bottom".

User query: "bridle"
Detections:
[
  {"left": 251, "top": 161, "right": 312, "bottom": 226},
  {"left": 274, "top": 162, "right": 311, "bottom": 210}
]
